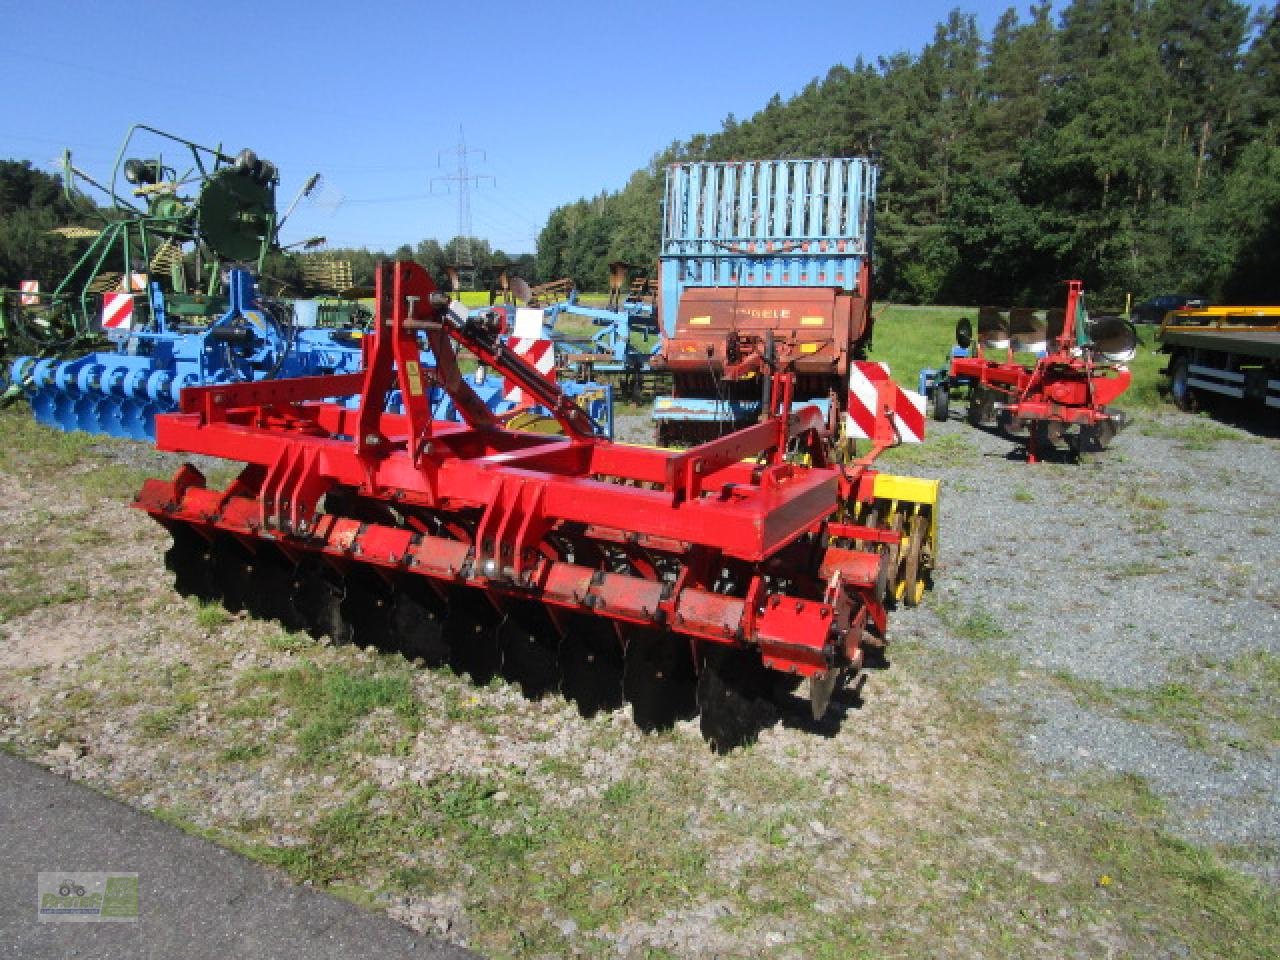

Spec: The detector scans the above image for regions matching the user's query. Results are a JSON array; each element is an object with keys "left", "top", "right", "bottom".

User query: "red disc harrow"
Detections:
[{"left": 135, "top": 261, "right": 922, "bottom": 750}]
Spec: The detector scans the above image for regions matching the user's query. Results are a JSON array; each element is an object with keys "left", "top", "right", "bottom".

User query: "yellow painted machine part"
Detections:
[
  {"left": 872, "top": 472, "right": 941, "bottom": 546},
  {"left": 506, "top": 411, "right": 563, "bottom": 434}
]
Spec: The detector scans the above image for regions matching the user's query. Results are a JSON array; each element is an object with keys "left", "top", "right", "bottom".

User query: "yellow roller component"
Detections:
[
  {"left": 840, "top": 473, "right": 940, "bottom": 607},
  {"left": 872, "top": 473, "right": 940, "bottom": 547},
  {"left": 505, "top": 411, "right": 563, "bottom": 434}
]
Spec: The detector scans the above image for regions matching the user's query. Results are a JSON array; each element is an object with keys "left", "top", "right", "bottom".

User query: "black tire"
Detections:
[
  {"left": 966, "top": 388, "right": 987, "bottom": 426},
  {"left": 931, "top": 381, "right": 950, "bottom": 422},
  {"left": 1169, "top": 356, "right": 1198, "bottom": 412}
]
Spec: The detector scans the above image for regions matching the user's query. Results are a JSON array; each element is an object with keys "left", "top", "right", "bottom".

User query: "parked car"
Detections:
[{"left": 1130, "top": 293, "right": 1206, "bottom": 325}]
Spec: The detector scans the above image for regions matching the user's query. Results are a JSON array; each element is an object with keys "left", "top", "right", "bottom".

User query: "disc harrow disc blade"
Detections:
[
  {"left": 339, "top": 570, "right": 395, "bottom": 650},
  {"left": 696, "top": 647, "right": 779, "bottom": 753},
  {"left": 292, "top": 560, "right": 353, "bottom": 644},
  {"left": 622, "top": 627, "right": 697, "bottom": 733},
  {"left": 390, "top": 581, "right": 451, "bottom": 667},
  {"left": 164, "top": 526, "right": 218, "bottom": 603},
  {"left": 443, "top": 588, "right": 503, "bottom": 685},
  {"left": 252, "top": 546, "right": 307, "bottom": 631},
  {"left": 1073, "top": 421, "right": 1116, "bottom": 458},
  {"left": 496, "top": 600, "right": 561, "bottom": 700},
  {"left": 558, "top": 613, "right": 624, "bottom": 718},
  {"left": 211, "top": 537, "right": 256, "bottom": 614}
]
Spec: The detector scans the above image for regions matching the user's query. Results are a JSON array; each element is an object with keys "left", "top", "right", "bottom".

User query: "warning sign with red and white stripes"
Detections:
[
  {"left": 19, "top": 280, "right": 39, "bottom": 306},
  {"left": 101, "top": 292, "right": 135, "bottom": 331},
  {"left": 845, "top": 361, "right": 926, "bottom": 444},
  {"left": 502, "top": 337, "right": 556, "bottom": 408}
]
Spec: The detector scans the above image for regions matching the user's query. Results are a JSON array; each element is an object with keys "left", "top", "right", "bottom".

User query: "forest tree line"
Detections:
[
  {"left": 535, "top": 0, "right": 1280, "bottom": 307},
  {"left": 6, "top": 0, "right": 1280, "bottom": 308}
]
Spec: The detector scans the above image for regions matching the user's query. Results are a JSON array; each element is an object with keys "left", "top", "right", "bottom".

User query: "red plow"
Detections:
[
  {"left": 940, "top": 281, "right": 1135, "bottom": 462},
  {"left": 135, "top": 261, "right": 931, "bottom": 749}
]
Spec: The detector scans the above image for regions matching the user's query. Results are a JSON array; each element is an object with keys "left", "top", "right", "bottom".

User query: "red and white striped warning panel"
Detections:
[
  {"left": 101, "top": 291, "right": 135, "bottom": 331},
  {"left": 502, "top": 337, "right": 557, "bottom": 407},
  {"left": 19, "top": 280, "right": 39, "bottom": 306},
  {"left": 845, "top": 361, "right": 926, "bottom": 444}
]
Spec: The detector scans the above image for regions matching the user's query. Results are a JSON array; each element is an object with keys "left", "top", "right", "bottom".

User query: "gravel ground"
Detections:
[
  {"left": 615, "top": 403, "right": 1280, "bottom": 882},
  {"left": 883, "top": 409, "right": 1280, "bottom": 883}
]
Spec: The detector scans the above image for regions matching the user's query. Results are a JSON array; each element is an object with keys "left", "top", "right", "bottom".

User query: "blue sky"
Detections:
[{"left": 5, "top": 1, "right": 1049, "bottom": 255}]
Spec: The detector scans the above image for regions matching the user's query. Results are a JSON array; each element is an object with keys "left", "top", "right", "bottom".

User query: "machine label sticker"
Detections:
[
  {"left": 688, "top": 316, "right": 711, "bottom": 325},
  {"left": 801, "top": 316, "right": 826, "bottom": 326},
  {"left": 404, "top": 361, "right": 424, "bottom": 397}
]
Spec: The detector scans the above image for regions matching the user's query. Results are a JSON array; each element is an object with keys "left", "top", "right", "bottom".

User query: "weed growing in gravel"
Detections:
[
  {"left": 217, "top": 742, "right": 268, "bottom": 763},
  {"left": 78, "top": 463, "right": 159, "bottom": 501},
  {"left": 1139, "top": 418, "right": 1254, "bottom": 451},
  {"left": 138, "top": 701, "right": 193, "bottom": 739},
  {"left": 241, "top": 660, "right": 421, "bottom": 759},
  {"left": 195, "top": 604, "right": 230, "bottom": 629},
  {"left": 877, "top": 432, "right": 981, "bottom": 468},
  {"left": 1108, "top": 559, "right": 1169, "bottom": 577},
  {"left": 1045, "top": 666, "right": 1280, "bottom": 755},
  {"left": 932, "top": 597, "right": 1010, "bottom": 643}
]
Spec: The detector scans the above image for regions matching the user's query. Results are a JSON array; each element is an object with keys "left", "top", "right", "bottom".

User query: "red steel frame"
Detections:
[
  {"left": 135, "top": 261, "right": 898, "bottom": 682},
  {"left": 948, "top": 280, "right": 1131, "bottom": 462}
]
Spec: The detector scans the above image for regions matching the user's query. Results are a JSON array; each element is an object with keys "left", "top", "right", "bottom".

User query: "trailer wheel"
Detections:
[
  {"left": 1169, "top": 356, "right": 1198, "bottom": 412},
  {"left": 966, "top": 388, "right": 991, "bottom": 426},
  {"left": 931, "top": 381, "right": 950, "bottom": 422}
]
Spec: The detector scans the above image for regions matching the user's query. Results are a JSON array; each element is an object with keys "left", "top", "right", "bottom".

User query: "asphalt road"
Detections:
[{"left": 0, "top": 751, "right": 479, "bottom": 960}]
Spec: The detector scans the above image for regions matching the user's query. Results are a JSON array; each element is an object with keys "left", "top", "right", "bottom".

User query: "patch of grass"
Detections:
[
  {"left": 877, "top": 431, "right": 981, "bottom": 468},
  {"left": 1139, "top": 417, "right": 1249, "bottom": 450},
  {"left": 0, "top": 408, "right": 101, "bottom": 474},
  {"left": 389, "top": 863, "right": 449, "bottom": 893},
  {"left": 1108, "top": 559, "right": 1168, "bottom": 578},
  {"left": 138, "top": 702, "right": 192, "bottom": 738},
  {"left": 933, "top": 597, "right": 1010, "bottom": 643},
  {"left": 61, "top": 689, "right": 96, "bottom": 712},
  {"left": 1047, "top": 671, "right": 1236, "bottom": 754},
  {"left": 1141, "top": 682, "right": 1204, "bottom": 723},
  {"left": 243, "top": 841, "right": 338, "bottom": 885},
  {"left": 1224, "top": 650, "right": 1280, "bottom": 694},
  {"left": 0, "top": 541, "right": 91, "bottom": 622},
  {"left": 1130, "top": 491, "right": 1169, "bottom": 512},
  {"left": 440, "top": 683, "right": 502, "bottom": 724},
  {"left": 1072, "top": 772, "right": 1277, "bottom": 956},
  {"left": 218, "top": 742, "right": 268, "bottom": 763},
  {"left": 869, "top": 303, "right": 972, "bottom": 392},
  {"left": 77, "top": 463, "right": 156, "bottom": 501},
  {"left": 1012, "top": 487, "right": 1034, "bottom": 503},
  {"left": 601, "top": 778, "right": 644, "bottom": 808},
  {"left": 223, "top": 695, "right": 276, "bottom": 720},
  {"left": 0, "top": 578, "right": 89, "bottom": 623},
  {"left": 264, "top": 630, "right": 312, "bottom": 653},
  {"left": 67, "top": 525, "right": 113, "bottom": 547},
  {"left": 243, "top": 660, "right": 421, "bottom": 760},
  {"left": 194, "top": 603, "right": 230, "bottom": 629}
]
